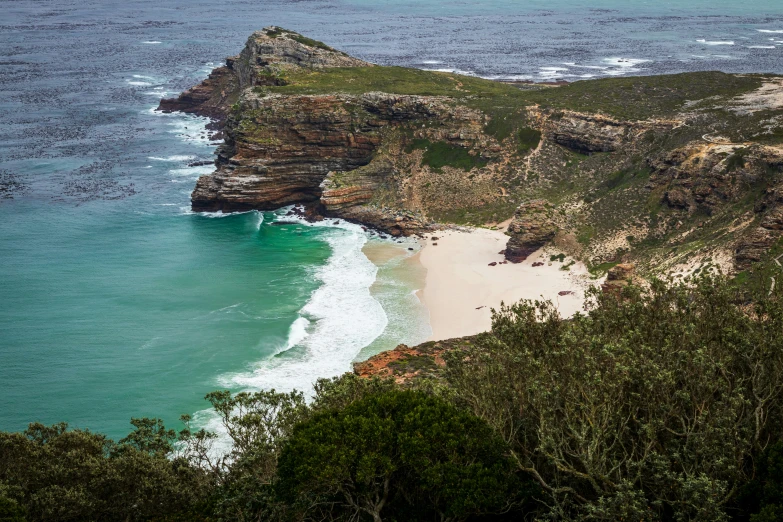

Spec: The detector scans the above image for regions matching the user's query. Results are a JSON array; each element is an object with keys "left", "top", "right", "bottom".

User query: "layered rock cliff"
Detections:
[{"left": 162, "top": 28, "right": 783, "bottom": 275}]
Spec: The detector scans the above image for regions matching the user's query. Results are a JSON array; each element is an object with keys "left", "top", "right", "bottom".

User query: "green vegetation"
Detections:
[
  {"left": 277, "top": 391, "right": 529, "bottom": 521},
  {"left": 405, "top": 138, "right": 488, "bottom": 172},
  {"left": 5, "top": 276, "right": 783, "bottom": 520},
  {"left": 483, "top": 109, "right": 521, "bottom": 141},
  {"left": 263, "top": 65, "right": 765, "bottom": 122},
  {"left": 517, "top": 126, "right": 542, "bottom": 154},
  {"left": 429, "top": 198, "right": 518, "bottom": 226},
  {"left": 445, "top": 275, "right": 783, "bottom": 520},
  {"left": 0, "top": 418, "right": 213, "bottom": 521},
  {"left": 262, "top": 66, "right": 522, "bottom": 98},
  {"left": 519, "top": 71, "right": 765, "bottom": 120},
  {"left": 726, "top": 147, "right": 749, "bottom": 171},
  {"left": 263, "top": 27, "right": 338, "bottom": 52}
]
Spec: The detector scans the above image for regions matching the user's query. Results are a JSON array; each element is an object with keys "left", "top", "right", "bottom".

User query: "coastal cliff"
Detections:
[{"left": 161, "top": 27, "right": 783, "bottom": 274}]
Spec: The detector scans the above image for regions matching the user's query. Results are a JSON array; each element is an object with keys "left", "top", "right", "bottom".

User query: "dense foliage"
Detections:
[
  {"left": 0, "top": 419, "right": 213, "bottom": 522},
  {"left": 445, "top": 275, "right": 783, "bottom": 520},
  {"left": 4, "top": 275, "right": 783, "bottom": 521},
  {"left": 277, "top": 390, "right": 530, "bottom": 521}
]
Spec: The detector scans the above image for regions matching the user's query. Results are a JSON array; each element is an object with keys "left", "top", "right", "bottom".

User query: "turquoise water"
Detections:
[{"left": 2, "top": 0, "right": 783, "bottom": 440}]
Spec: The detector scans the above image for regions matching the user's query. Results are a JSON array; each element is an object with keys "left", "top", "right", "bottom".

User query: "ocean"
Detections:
[{"left": 1, "top": 0, "right": 783, "bottom": 440}]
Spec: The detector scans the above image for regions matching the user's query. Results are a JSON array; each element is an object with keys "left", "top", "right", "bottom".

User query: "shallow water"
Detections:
[{"left": 1, "top": 0, "right": 783, "bottom": 440}]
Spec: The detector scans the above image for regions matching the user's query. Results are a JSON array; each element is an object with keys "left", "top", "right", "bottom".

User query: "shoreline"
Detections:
[
  {"left": 358, "top": 239, "right": 431, "bottom": 359},
  {"left": 416, "top": 227, "right": 595, "bottom": 341}
]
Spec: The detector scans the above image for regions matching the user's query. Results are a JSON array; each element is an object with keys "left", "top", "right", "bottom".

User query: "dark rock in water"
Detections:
[
  {"left": 504, "top": 200, "right": 557, "bottom": 263},
  {"left": 270, "top": 221, "right": 302, "bottom": 226},
  {"left": 408, "top": 247, "right": 414, "bottom": 251},
  {"left": 187, "top": 160, "right": 213, "bottom": 167},
  {"left": 157, "top": 64, "right": 238, "bottom": 129}
]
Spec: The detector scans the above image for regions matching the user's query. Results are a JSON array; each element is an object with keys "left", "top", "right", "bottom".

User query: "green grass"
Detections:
[
  {"left": 263, "top": 66, "right": 523, "bottom": 98},
  {"left": 261, "top": 66, "right": 767, "bottom": 125},
  {"left": 405, "top": 139, "right": 488, "bottom": 172},
  {"left": 518, "top": 127, "right": 542, "bottom": 154},
  {"left": 589, "top": 261, "right": 620, "bottom": 275},
  {"left": 388, "top": 355, "right": 437, "bottom": 373},
  {"left": 518, "top": 72, "right": 765, "bottom": 120},
  {"left": 431, "top": 200, "right": 518, "bottom": 226},
  {"left": 484, "top": 109, "right": 521, "bottom": 141},
  {"left": 263, "top": 27, "right": 339, "bottom": 53}
]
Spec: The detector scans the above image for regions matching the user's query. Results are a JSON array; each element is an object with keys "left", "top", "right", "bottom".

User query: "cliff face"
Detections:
[
  {"left": 504, "top": 200, "right": 557, "bottom": 263},
  {"left": 163, "top": 28, "right": 783, "bottom": 274}
]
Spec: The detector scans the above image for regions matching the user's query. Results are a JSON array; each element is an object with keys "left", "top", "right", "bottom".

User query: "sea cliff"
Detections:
[{"left": 161, "top": 27, "right": 783, "bottom": 276}]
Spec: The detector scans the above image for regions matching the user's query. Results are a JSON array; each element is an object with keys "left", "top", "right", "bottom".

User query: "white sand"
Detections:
[{"left": 418, "top": 227, "right": 596, "bottom": 341}]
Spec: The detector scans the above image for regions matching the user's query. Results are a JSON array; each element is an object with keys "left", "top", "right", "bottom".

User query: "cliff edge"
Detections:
[{"left": 161, "top": 28, "right": 783, "bottom": 275}]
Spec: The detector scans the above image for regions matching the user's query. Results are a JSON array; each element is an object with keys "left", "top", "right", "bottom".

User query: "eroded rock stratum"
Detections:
[{"left": 161, "top": 26, "right": 783, "bottom": 274}]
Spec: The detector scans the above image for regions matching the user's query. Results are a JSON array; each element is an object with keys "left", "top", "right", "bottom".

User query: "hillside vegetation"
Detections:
[
  {"left": 4, "top": 273, "right": 783, "bottom": 521},
  {"left": 177, "top": 27, "right": 783, "bottom": 277}
]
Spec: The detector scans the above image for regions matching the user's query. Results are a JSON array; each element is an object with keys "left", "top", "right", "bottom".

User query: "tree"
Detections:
[
  {"left": 0, "top": 420, "right": 213, "bottom": 522},
  {"left": 444, "top": 275, "right": 783, "bottom": 520},
  {"left": 276, "top": 390, "right": 531, "bottom": 522}
]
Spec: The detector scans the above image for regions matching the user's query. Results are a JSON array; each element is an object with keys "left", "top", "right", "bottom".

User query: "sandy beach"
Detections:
[{"left": 417, "top": 227, "right": 596, "bottom": 341}]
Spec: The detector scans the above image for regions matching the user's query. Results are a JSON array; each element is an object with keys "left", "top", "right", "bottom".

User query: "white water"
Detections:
[{"left": 196, "top": 213, "right": 389, "bottom": 453}]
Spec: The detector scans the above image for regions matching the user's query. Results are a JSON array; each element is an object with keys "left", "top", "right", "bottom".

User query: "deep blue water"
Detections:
[{"left": 2, "top": 0, "right": 783, "bottom": 440}]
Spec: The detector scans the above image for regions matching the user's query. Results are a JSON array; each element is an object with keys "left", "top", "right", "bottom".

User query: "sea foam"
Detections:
[
  {"left": 696, "top": 39, "right": 735, "bottom": 45},
  {"left": 200, "top": 213, "right": 388, "bottom": 454},
  {"left": 225, "top": 214, "right": 387, "bottom": 393}
]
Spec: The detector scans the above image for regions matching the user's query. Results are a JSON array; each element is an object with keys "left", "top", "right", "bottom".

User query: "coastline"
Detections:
[
  {"left": 417, "top": 227, "right": 595, "bottom": 341},
  {"left": 358, "top": 239, "right": 431, "bottom": 360}
]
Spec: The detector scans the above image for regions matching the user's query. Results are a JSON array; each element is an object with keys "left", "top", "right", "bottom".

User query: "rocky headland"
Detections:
[
  {"left": 157, "top": 26, "right": 783, "bottom": 391},
  {"left": 161, "top": 27, "right": 783, "bottom": 277}
]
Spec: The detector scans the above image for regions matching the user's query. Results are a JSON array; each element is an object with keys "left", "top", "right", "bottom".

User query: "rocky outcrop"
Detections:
[
  {"left": 649, "top": 143, "right": 783, "bottom": 212},
  {"left": 163, "top": 28, "right": 783, "bottom": 272},
  {"left": 158, "top": 26, "right": 370, "bottom": 127},
  {"left": 234, "top": 27, "right": 370, "bottom": 83},
  {"left": 190, "top": 92, "right": 462, "bottom": 216},
  {"left": 735, "top": 193, "right": 783, "bottom": 269},
  {"left": 504, "top": 200, "right": 557, "bottom": 262},
  {"left": 192, "top": 93, "right": 382, "bottom": 211},
  {"left": 601, "top": 263, "right": 636, "bottom": 294},
  {"left": 353, "top": 337, "right": 476, "bottom": 385},
  {"left": 645, "top": 142, "right": 783, "bottom": 269},
  {"left": 157, "top": 64, "right": 239, "bottom": 132},
  {"left": 529, "top": 108, "right": 677, "bottom": 154}
]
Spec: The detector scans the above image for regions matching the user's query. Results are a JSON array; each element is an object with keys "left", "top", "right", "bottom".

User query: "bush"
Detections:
[
  {"left": 406, "top": 138, "right": 489, "bottom": 172},
  {"left": 276, "top": 390, "right": 534, "bottom": 521},
  {"left": 445, "top": 275, "right": 783, "bottom": 520},
  {"left": 0, "top": 420, "right": 214, "bottom": 522}
]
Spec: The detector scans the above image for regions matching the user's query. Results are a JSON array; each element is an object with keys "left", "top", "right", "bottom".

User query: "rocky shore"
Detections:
[{"left": 161, "top": 26, "right": 783, "bottom": 278}]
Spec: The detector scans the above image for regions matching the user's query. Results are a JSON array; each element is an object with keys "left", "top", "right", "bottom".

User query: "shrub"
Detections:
[
  {"left": 276, "top": 390, "right": 533, "bottom": 521},
  {"left": 445, "top": 275, "right": 783, "bottom": 520}
]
